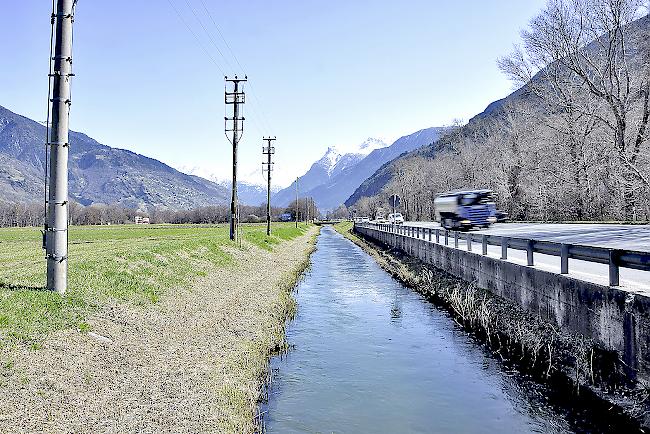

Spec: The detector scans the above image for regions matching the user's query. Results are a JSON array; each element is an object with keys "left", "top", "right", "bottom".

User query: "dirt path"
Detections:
[{"left": 0, "top": 227, "right": 318, "bottom": 433}]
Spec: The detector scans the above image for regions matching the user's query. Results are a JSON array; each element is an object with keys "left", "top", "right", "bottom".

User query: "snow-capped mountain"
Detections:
[
  {"left": 272, "top": 129, "right": 445, "bottom": 210},
  {"left": 355, "top": 137, "right": 389, "bottom": 155},
  {"left": 319, "top": 147, "right": 343, "bottom": 177},
  {"left": 271, "top": 138, "right": 389, "bottom": 207},
  {"left": 317, "top": 138, "right": 389, "bottom": 176}
]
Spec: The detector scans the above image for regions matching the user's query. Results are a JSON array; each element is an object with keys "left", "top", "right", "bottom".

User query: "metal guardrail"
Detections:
[{"left": 355, "top": 223, "right": 650, "bottom": 287}]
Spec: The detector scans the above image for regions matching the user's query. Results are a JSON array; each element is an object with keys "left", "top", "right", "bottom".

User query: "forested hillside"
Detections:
[{"left": 348, "top": 3, "right": 649, "bottom": 222}]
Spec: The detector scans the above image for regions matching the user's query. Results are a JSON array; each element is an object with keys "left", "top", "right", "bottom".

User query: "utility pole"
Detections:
[
  {"left": 262, "top": 137, "right": 276, "bottom": 236},
  {"left": 225, "top": 76, "right": 247, "bottom": 242},
  {"left": 295, "top": 177, "right": 299, "bottom": 228},
  {"left": 45, "top": 0, "right": 76, "bottom": 294}
]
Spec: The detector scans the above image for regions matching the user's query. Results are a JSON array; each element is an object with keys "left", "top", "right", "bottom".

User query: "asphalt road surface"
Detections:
[
  {"left": 404, "top": 222, "right": 650, "bottom": 292},
  {"left": 407, "top": 222, "right": 650, "bottom": 252}
]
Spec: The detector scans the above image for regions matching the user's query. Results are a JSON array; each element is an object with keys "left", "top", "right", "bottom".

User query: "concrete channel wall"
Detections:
[{"left": 354, "top": 225, "right": 650, "bottom": 385}]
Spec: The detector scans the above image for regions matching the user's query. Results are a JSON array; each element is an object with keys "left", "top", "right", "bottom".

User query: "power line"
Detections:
[
  {"left": 193, "top": 0, "right": 275, "bottom": 135},
  {"left": 166, "top": 0, "right": 225, "bottom": 76},
  {"left": 168, "top": 0, "right": 274, "bottom": 141},
  {"left": 182, "top": 0, "right": 235, "bottom": 72},
  {"left": 247, "top": 79, "right": 274, "bottom": 136},
  {"left": 198, "top": 0, "right": 246, "bottom": 73}
]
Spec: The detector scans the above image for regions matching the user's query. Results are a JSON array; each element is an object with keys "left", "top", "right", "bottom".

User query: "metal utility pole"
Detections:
[
  {"left": 45, "top": 0, "right": 76, "bottom": 294},
  {"left": 262, "top": 137, "right": 276, "bottom": 236},
  {"left": 225, "top": 76, "right": 247, "bottom": 241},
  {"left": 295, "top": 177, "right": 299, "bottom": 228}
]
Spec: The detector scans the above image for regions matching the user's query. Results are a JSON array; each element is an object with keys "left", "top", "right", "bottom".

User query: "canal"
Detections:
[{"left": 264, "top": 226, "right": 636, "bottom": 433}]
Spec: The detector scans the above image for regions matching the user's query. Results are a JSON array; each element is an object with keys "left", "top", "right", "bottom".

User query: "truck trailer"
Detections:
[{"left": 433, "top": 189, "right": 497, "bottom": 230}]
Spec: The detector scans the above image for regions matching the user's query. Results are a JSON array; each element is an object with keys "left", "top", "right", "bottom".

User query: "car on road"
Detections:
[
  {"left": 388, "top": 213, "right": 404, "bottom": 225},
  {"left": 434, "top": 189, "right": 497, "bottom": 230}
]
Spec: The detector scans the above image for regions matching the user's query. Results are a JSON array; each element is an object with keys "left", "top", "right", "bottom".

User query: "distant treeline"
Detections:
[{"left": 0, "top": 198, "right": 326, "bottom": 228}]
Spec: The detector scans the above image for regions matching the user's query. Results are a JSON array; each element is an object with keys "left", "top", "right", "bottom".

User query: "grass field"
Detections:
[{"left": 0, "top": 222, "right": 309, "bottom": 348}]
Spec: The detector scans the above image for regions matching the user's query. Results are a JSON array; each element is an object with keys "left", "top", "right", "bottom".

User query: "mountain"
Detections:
[
  {"left": 271, "top": 138, "right": 387, "bottom": 207},
  {"left": 219, "top": 181, "right": 281, "bottom": 206},
  {"left": 0, "top": 104, "right": 231, "bottom": 210},
  {"left": 324, "top": 127, "right": 446, "bottom": 209},
  {"left": 273, "top": 128, "right": 446, "bottom": 211}
]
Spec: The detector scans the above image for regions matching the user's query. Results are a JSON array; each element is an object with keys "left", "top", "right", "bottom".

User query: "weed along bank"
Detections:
[{"left": 353, "top": 222, "right": 650, "bottom": 427}]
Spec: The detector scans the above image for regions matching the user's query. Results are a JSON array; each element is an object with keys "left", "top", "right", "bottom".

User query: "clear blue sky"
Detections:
[{"left": 0, "top": 0, "right": 546, "bottom": 187}]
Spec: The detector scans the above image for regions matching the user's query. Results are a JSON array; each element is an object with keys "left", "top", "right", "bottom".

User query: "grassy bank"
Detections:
[
  {"left": 0, "top": 223, "right": 308, "bottom": 348},
  {"left": 332, "top": 221, "right": 354, "bottom": 239},
  {"left": 0, "top": 222, "right": 318, "bottom": 432}
]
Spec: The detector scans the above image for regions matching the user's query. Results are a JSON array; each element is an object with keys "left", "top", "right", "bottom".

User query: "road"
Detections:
[{"left": 404, "top": 221, "right": 650, "bottom": 293}]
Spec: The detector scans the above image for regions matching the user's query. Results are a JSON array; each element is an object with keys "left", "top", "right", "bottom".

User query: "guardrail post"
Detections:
[
  {"left": 609, "top": 250, "right": 620, "bottom": 286},
  {"left": 561, "top": 244, "right": 569, "bottom": 274},
  {"left": 428, "top": 228, "right": 432, "bottom": 242},
  {"left": 445, "top": 230, "right": 449, "bottom": 246},
  {"left": 482, "top": 235, "right": 488, "bottom": 255},
  {"left": 435, "top": 229, "right": 440, "bottom": 244},
  {"left": 501, "top": 237, "right": 508, "bottom": 260},
  {"left": 526, "top": 240, "right": 534, "bottom": 266},
  {"left": 467, "top": 233, "right": 472, "bottom": 252},
  {"left": 454, "top": 231, "right": 459, "bottom": 248}
]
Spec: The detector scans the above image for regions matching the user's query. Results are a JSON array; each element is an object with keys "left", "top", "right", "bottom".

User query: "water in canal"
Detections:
[{"left": 264, "top": 227, "right": 634, "bottom": 433}]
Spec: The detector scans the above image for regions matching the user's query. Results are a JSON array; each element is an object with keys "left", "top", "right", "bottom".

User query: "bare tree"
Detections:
[{"left": 499, "top": 0, "right": 650, "bottom": 218}]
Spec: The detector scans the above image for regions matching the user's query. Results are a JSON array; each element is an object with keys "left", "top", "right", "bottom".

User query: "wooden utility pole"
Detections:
[
  {"left": 225, "top": 76, "right": 247, "bottom": 241},
  {"left": 262, "top": 137, "right": 276, "bottom": 236},
  {"left": 295, "top": 177, "right": 299, "bottom": 228},
  {"left": 45, "top": 0, "right": 76, "bottom": 294}
]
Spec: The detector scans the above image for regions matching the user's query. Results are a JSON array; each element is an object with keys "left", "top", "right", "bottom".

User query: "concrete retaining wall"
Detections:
[{"left": 355, "top": 225, "right": 650, "bottom": 385}]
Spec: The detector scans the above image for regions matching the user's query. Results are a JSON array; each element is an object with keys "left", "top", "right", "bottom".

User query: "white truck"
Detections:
[{"left": 434, "top": 189, "right": 497, "bottom": 230}]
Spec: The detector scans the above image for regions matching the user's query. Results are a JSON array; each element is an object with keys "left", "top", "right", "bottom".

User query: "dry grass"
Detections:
[{"left": 0, "top": 224, "right": 318, "bottom": 433}]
